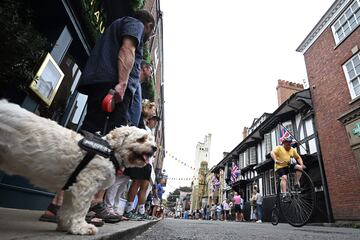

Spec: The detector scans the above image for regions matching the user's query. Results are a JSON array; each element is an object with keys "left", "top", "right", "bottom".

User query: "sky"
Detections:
[{"left": 160, "top": 0, "right": 335, "bottom": 196}]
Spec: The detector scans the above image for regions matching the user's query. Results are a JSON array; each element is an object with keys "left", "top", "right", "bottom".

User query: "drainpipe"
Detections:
[{"left": 313, "top": 129, "right": 333, "bottom": 223}]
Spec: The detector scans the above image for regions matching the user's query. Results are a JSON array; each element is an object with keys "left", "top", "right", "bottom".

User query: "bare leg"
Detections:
[
  {"left": 280, "top": 175, "right": 288, "bottom": 193},
  {"left": 127, "top": 181, "right": 140, "bottom": 202},
  {"left": 91, "top": 189, "right": 106, "bottom": 206},
  {"left": 43, "top": 191, "right": 64, "bottom": 217},
  {"left": 294, "top": 164, "right": 303, "bottom": 185},
  {"left": 137, "top": 180, "right": 149, "bottom": 205}
]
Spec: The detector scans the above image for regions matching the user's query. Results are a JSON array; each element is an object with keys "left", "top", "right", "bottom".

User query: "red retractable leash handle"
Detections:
[{"left": 101, "top": 89, "right": 116, "bottom": 113}]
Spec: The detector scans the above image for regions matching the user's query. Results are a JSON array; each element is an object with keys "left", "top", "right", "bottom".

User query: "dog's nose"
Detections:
[{"left": 152, "top": 145, "right": 157, "bottom": 152}]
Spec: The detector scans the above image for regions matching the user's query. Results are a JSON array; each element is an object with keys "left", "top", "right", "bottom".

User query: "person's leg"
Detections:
[
  {"left": 137, "top": 180, "right": 150, "bottom": 215},
  {"left": 107, "top": 88, "right": 132, "bottom": 132},
  {"left": 113, "top": 175, "right": 130, "bottom": 215},
  {"left": 126, "top": 180, "right": 140, "bottom": 213},
  {"left": 39, "top": 191, "right": 64, "bottom": 222},
  {"left": 294, "top": 164, "right": 303, "bottom": 186},
  {"left": 80, "top": 83, "right": 113, "bottom": 134},
  {"left": 152, "top": 204, "right": 158, "bottom": 216},
  {"left": 127, "top": 82, "right": 142, "bottom": 127},
  {"left": 280, "top": 175, "right": 288, "bottom": 193}
]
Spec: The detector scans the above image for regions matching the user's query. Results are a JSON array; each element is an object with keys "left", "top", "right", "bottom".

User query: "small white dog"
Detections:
[{"left": 0, "top": 100, "right": 157, "bottom": 235}]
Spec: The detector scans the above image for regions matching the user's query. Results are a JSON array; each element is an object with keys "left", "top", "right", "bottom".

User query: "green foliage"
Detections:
[
  {"left": 0, "top": 0, "right": 50, "bottom": 98},
  {"left": 74, "top": 0, "right": 106, "bottom": 45},
  {"left": 142, "top": 77, "right": 155, "bottom": 101},
  {"left": 132, "top": 0, "right": 145, "bottom": 10},
  {"left": 143, "top": 42, "right": 152, "bottom": 64}
]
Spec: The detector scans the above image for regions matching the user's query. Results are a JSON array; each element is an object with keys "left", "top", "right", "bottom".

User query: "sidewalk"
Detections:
[{"left": 0, "top": 207, "right": 159, "bottom": 240}]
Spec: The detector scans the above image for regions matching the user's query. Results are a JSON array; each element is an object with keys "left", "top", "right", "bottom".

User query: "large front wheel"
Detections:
[{"left": 279, "top": 169, "right": 316, "bottom": 227}]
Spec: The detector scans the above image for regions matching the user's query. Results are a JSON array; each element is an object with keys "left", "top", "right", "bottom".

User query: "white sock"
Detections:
[
  {"left": 125, "top": 202, "right": 133, "bottom": 213},
  {"left": 138, "top": 204, "right": 145, "bottom": 214}
]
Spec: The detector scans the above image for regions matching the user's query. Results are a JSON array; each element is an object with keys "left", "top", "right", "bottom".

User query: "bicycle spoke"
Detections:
[{"left": 279, "top": 169, "right": 316, "bottom": 227}]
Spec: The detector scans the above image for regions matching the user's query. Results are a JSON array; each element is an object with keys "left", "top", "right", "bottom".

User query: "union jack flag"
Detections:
[
  {"left": 279, "top": 126, "right": 296, "bottom": 144},
  {"left": 230, "top": 162, "right": 240, "bottom": 183}
]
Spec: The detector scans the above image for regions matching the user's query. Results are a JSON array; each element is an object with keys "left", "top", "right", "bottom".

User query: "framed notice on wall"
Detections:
[{"left": 29, "top": 53, "right": 64, "bottom": 106}]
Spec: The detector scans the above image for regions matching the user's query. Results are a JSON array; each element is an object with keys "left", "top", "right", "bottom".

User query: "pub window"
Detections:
[
  {"left": 264, "top": 170, "right": 269, "bottom": 196},
  {"left": 332, "top": 0, "right": 360, "bottom": 44},
  {"left": 269, "top": 169, "right": 276, "bottom": 195},
  {"left": 249, "top": 146, "right": 257, "bottom": 165},
  {"left": 343, "top": 52, "right": 360, "bottom": 99},
  {"left": 246, "top": 149, "right": 250, "bottom": 166},
  {"left": 265, "top": 133, "right": 272, "bottom": 154},
  {"left": 239, "top": 152, "right": 244, "bottom": 169}
]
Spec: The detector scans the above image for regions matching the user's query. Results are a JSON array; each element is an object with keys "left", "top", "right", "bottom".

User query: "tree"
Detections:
[{"left": 166, "top": 186, "right": 192, "bottom": 212}]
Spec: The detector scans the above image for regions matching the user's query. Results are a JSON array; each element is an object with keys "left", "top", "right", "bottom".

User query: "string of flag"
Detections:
[
  {"left": 167, "top": 177, "right": 199, "bottom": 181},
  {"left": 164, "top": 150, "right": 197, "bottom": 171}
]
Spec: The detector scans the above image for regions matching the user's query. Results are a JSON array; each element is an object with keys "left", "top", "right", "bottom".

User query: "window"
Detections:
[
  {"left": 249, "top": 146, "right": 257, "bottom": 165},
  {"left": 269, "top": 169, "right": 276, "bottom": 195},
  {"left": 245, "top": 149, "right": 250, "bottom": 166},
  {"left": 344, "top": 52, "right": 360, "bottom": 99},
  {"left": 263, "top": 169, "right": 276, "bottom": 196},
  {"left": 264, "top": 133, "right": 272, "bottom": 154},
  {"left": 332, "top": 0, "right": 360, "bottom": 44},
  {"left": 239, "top": 153, "right": 244, "bottom": 169},
  {"left": 264, "top": 171, "right": 269, "bottom": 195}
]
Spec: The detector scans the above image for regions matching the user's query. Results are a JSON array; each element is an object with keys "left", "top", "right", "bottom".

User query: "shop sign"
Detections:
[
  {"left": 345, "top": 120, "right": 360, "bottom": 147},
  {"left": 352, "top": 122, "right": 360, "bottom": 137}
]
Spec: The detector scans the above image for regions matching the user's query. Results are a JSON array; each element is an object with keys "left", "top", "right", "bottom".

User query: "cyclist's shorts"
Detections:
[{"left": 275, "top": 163, "right": 297, "bottom": 177}]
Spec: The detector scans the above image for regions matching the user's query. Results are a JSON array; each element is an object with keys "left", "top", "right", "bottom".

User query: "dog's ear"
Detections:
[{"left": 106, "top": 127, "right": 131, "bottom": 149}]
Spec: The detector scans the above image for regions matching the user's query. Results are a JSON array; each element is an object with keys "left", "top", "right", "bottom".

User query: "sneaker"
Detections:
[
  {"left": 256, "top": 220, "right": 262, "bottom": 223},
  {"left": 124, "top": 211, "right": 144, "bottom": 221},
  {"left": 138, "top": 214, "right": 157, "bottom": 220},
  {"left": 89, "top": 203, "right": 121, "bottom": 223}
]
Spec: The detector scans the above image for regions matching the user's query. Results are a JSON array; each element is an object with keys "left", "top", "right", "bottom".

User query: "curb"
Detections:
[{"left": 97, "top": 220, "right": 160, "bottom": 240}]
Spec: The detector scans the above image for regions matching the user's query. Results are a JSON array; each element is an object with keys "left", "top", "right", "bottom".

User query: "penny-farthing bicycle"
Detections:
[{"left": 271, "top": 165, "right": 316, "bottom": 227}]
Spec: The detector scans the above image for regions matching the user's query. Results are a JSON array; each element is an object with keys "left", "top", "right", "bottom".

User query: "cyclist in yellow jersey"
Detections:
[{"left": 270, "top": 136, "right": 305, "bottom": 196}]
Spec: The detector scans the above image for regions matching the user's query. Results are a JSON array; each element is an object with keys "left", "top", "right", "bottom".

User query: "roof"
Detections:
[
  {"left": 296, "top": 0, "right": 349, "bottom": 53},
  {"left": 213, "top": 89, "right": 313, "bottom": 169}
]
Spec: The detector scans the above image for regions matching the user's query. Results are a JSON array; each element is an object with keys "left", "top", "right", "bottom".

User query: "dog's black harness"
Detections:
[{"left": 62, "top": 131, "right": 120, "bottom": 191}]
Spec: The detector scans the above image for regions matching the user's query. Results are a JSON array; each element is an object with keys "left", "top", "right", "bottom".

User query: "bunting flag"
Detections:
[
  {"left": 230, "top": 162, "right": 240, "bottom": 183},
  {"left": 167, "top": 177, "right": 198, "bottom": 181},
  {"left": 164, "top": 150, "right": 197, "bottom": 171}
]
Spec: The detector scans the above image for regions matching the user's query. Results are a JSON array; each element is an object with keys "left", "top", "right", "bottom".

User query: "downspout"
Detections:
[{"left": 309, "top": 91, "right": 333, "bottom": 223}]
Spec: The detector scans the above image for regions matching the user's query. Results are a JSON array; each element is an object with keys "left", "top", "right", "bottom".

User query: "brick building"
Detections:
[{"left": 297, "top": 0, "right": 360, "bottom": 221}]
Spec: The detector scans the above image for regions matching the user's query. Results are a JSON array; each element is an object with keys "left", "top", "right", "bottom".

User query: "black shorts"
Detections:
[
  {"left": 276, "top": 163, "right": 297, "bottom": 177},
  {"left": 124, "top": 163, "right": 152, "bottom": 181},
  {"left": 234, "top": 204, "right": 242, "bottom": 213},
  {"left": 79, "top": 83, "right": 132, "bottom": 134}
]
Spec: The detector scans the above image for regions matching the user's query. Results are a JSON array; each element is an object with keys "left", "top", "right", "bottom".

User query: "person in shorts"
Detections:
[{"left": 271, "top": 136, "right": 305, "bottom": 200}]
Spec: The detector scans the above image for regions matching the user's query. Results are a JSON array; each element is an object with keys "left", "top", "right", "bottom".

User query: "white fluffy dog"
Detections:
[{"left": 0, "top": 100, "right": 157, "bottom": 235}]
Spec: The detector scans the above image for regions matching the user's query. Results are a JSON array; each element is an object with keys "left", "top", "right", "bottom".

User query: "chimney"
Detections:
[
  {"left": 242, "top": 127, "right": 248, "bottom": 140},
  {"left": 276, "top": 80, "right": 304, "bottom": 106}
]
